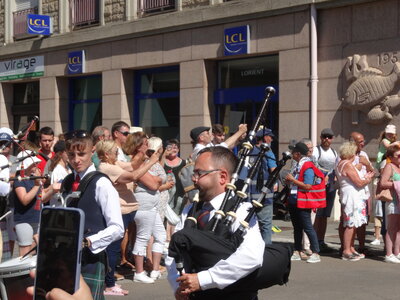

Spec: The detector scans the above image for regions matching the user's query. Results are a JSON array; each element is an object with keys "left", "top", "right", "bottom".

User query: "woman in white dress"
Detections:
[
  {"left": 336, "top": 142, "right": 373, "bottom": 261},
  {"left": 49, "top": 140, "right": 71, "bottom": 206}
]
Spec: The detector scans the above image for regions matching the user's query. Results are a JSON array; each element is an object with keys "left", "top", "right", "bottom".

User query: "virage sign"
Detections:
[{"left": 27, "top": 14, "right": 53, "bottom": 35}]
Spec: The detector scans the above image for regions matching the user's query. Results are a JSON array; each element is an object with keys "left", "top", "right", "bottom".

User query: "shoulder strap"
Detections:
[
  {"left": 331, "top": 148, "right": 337, "bottom": 157},
  {"left": 61, "top": 173, "right": 75, "bottom": 194},
  {"left": 77, "top": 171, "right": 111, "bottom": 194},
  {"left": 317, "top": 145, "right": 322, "bottom": 161}
]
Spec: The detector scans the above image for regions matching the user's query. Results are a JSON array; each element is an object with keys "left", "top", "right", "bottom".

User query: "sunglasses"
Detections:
[
  {"left": 118, "top": 131, "right": 130, "bottom": 136},
  {"left": 64, "top": 130, "right": 90, "bottom": 140},
  {"left": 321, "top": 135, "right": 333, "bottom": 139}
]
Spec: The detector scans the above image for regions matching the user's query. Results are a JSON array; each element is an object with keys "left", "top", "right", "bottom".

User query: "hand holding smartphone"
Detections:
[{"left": 34, "top": 207, "right": 85, "bottom": 300}]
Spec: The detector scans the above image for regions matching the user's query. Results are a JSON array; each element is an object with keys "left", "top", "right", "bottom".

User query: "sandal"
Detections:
[
  {"left": 104, "top": 285, "right": 129, "bottom": 296},
  {"left": 341, "top": 253, "right": 360, "bottom": 261},
  {"left": 352, "top": 251, "right": 365, "bottom": 259}
]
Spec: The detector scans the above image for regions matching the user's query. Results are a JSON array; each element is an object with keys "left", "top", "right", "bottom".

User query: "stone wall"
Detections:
[
  {"left": 105, "top": 0, "right": 125, "bottom": 23},
  {"left": 0, "top": 1, "right": 4, "bottom": 44},
  {"left": 182, "top": 0, "right": 210, "bottom": 10},
  {"left": 42, "top": 0, "right": 59, "bottom": 33}
]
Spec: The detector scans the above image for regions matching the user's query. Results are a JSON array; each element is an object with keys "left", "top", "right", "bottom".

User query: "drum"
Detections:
[{"left": 0, "top": 255, "right": 36, "bottom": 300}]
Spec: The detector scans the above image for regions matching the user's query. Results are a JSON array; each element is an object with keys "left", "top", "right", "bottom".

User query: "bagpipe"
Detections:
[{"left": 168, "top": 87, "right": 293, "bottom": 297}]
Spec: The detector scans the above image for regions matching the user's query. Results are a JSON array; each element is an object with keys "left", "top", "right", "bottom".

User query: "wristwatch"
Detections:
[{"left": 82, "top": 238, "right": 90, "bottom": 248}]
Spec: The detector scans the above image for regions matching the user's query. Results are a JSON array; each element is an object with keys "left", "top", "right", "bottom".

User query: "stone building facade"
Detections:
[{"left": 0, "top": 0, "right": 399, "bottom": 161}]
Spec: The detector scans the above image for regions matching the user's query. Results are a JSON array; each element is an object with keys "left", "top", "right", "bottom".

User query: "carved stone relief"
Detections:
[{"left": 342, "top": 54, "right": 400, "bottom": 124}]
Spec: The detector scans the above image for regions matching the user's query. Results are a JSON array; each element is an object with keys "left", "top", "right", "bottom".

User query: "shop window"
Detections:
[
  {"left": 215, "top": 55, "right": 279, "bottom": 152},
  {"left": 12, "top": 81, "right": 40, "bottom": 134},
  {"left": 134, "top": 66, "right": 179, "bottom": 140},
  {"left": 69, "top": 75, "right": 102, "bottom": 132}
]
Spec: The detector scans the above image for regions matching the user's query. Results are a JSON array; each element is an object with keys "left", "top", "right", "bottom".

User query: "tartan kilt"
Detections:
[{"left": 82, "top": 248, "right": 107, "bottom": 300}]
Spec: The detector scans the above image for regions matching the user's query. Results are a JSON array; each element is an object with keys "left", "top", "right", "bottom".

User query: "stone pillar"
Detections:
[
  {"left": 180, "top": 60, "right": 211, "bottom": 158},
  {"left": 102, "top": 69, "right": 132, "bottom": 130},
  {"left": 39, "top": 76, "right": 68, "bottom": 134},
  {"left": 0, "top": 82, "right": 13, "bottom": 128}
]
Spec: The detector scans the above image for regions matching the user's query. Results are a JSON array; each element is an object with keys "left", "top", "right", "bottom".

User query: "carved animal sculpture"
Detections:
[{"left": 342, "top": 60, "right": 400, "bottom": 123}]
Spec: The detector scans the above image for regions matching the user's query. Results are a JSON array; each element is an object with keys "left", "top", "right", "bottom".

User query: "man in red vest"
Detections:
[{"left": 37, "top": 126, "right": 55, "bottom": 175}]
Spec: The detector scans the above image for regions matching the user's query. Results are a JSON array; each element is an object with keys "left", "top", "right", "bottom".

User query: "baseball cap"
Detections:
[
  {"left": 385, "top": 124, "right": 396, "bottom": 134},
  {"left": 291, "top": 142, "right": 309, "bottom": 156},
  {"left": 255, "top": 128, "right": 275, "bottom": 138},
  {"left": 320, "top": 128, "right": 334, "bottom": 137},
  {"left": 190, "top": 126, "right": 210, "bottom": 142},
  {"left": 16, "top": 150, "right": 41, "bottom": 171},
  {"left": 0, "top": 132, "right": 12, "bottom": 142}
]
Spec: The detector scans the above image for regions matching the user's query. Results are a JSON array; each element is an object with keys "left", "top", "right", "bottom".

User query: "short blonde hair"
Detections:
[
  {"left": 338, "top": 141, "right": 357, "bottom": 160},
  {"left": 96, "top": 140, "right": 116, "bottom": 162}
]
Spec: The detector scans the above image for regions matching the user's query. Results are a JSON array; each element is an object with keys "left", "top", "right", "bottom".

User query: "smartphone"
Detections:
[
  {"left": 146, "top": 149, "right": 155, "bottom": 157},
  {"left": 34, "top": 207, "right": 85, "bottom": 299}
]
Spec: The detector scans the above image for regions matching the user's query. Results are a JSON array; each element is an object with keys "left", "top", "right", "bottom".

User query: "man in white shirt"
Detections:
[
  {"left": 312, "top": 128, "right": 338, "bottom": 251},
  {"left": 111, "top": 121, "right": 131, "bottom": 162},
  {"left": 166, "top": 147, "right": 264, "bottom": 299},
  {"left": 191, "top": 124, "right": 247, "bottom": 160}
]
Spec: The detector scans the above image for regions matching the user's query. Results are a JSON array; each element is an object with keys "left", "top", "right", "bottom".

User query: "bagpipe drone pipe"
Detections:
[{"left": 169, "top": 87, "right": 293, "bottom": 295}]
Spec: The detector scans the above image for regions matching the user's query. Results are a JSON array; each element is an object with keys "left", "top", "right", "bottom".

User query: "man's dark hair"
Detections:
[
  {"left": 212, "top": 124, "right": 224, "bottom": 135},
  {"left": 198, "top": 147, "right": 238, "bottom": 176},
  {"left": 39, "top": 126, "right": 54, "bottom": 137},
  {"left": 111, "top": 121, "right": 130, "bottom": 134}
]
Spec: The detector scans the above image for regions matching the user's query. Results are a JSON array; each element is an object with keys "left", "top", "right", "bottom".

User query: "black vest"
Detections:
[{"left": 62, "top": 172, "right": 108, "bottom": 237}]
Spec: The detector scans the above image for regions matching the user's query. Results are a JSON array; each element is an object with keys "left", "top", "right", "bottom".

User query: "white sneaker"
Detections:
[
  {"left": 134, "top": 271, "right": 155, "bottom": 283},
  {"left": 306, "top": 253, "right": 321, "bottom": 263},
  {"left": 150, "top": 270, "right": 161, "bottom": 280},
  {"left": 370, "top": 239, "right": 381, "bottom": 246},
  {"left": 384, "top": 254, "right": 400, "bottom": 264}
]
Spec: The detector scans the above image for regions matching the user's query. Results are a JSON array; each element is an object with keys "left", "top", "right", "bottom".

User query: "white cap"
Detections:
[
  {"left": 16, "top": 150, "right": 41, "bottom": 171},
  {"left": 385, "top": 124, "right": 396, "bottom": 134},
  {"left": 0, "top": 127, "right": 14, "bottom": 137}
]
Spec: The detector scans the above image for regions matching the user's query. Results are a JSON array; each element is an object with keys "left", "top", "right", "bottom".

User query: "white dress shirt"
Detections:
[
  {"left": 192, "top": 142, "right": 228, "bottom": 161},
  {"left": 75, "top": 165, "right": 124, "bottom": 254},
  {"left": 166, "top": 192, "right": 265, "bottom": 292}
]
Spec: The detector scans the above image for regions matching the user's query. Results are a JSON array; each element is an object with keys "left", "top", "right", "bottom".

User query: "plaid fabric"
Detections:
[
  {"left": 82, "top": 249, "right": 107, "bottom": 300},
  {"left": 0, "top": 221, "right": 11, "bottom": 262}
]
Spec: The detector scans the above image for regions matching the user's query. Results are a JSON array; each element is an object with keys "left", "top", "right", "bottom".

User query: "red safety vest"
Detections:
[{"left": 297, "top": 161, "right": 327, "bottom": 209}]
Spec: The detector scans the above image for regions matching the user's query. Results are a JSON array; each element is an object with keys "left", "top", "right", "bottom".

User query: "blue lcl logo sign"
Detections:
[
  {"left": 68, "top": 51, "right": 85, "bottom": 75},
  {"left": 224, "top": 25, "right": 250, "bottom": 56},
  {"left": 27, "top": 14, "right": 53, "bottom": 35}
]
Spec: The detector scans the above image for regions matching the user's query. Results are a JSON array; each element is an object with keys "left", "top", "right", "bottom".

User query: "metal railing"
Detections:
[
  {"left": 13, "top": 7, "right": 37, "bottom": 40},
  {"left": 139, "top": 0, "right": 176, "bottom": 15},
  {"left": 70, "top": 0, "right": 99, "bottom": 28}
]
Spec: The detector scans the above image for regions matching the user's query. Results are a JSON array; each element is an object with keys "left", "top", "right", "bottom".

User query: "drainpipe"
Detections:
[{"left": 310, "top": 3, "right": 318, "bottom": 145}]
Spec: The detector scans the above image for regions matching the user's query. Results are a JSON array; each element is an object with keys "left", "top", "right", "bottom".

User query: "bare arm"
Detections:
[
  {"left": 344, "top": 163, "right": 372, "bottom": 188},
  {"left": 138, "top": 172, "right": 162, "bottom": 191},
  {"left": 15, "top": 184, "right": 41, "bottom": 206},
  {"left": 380, "top": 163, "right": 394, "bottom": 189},
  {"left": 285, "top": 173, "right": 312, "bottom": 190},
  {"left": 224, "top": 124, "right": 248, "bottom": 149}
]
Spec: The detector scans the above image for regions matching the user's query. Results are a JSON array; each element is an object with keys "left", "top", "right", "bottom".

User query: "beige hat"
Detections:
[{"left": 385, "top": 124, "right": 396, "bottom": 134}]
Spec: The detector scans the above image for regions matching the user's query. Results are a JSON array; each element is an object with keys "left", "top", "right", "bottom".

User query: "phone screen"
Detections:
[{"left": 34, "top": 207, "right": 84, "bottom": 299}]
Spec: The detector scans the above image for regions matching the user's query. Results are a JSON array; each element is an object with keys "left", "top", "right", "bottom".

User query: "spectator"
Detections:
[
  {"left": 162, "top": 139, "right": 186, "bottom": 243},
  {"left": 336, "top": 142, "right": 373, "bottom": 261},
  {"left": 240, "top": 128, "right": 276, "bottom": 244},
  {"left": 190, "top": 124, "right": 247, "bottom": 160},
  {"left": 312, "top": 128, "right": 338, "bottom": 252},
  {"left": 124, "top": 132, "right": 165, "bottom": 283},
  {"left": 285, "top": 142, "right": 323, "bottom": 263},
  {"left": 379, "top": 143, "right": 400, "bottom": 263},
  {"left": 49, "top": 140, "right": 71, "bottom": 207},
  {"left": 91, "top": 126, "right": 112, "bottom": 169},
  {"left": 211, "top": 124, "right": 226, "bottom": 145},
  {"left": 36, "top": 127, "right": 55, "bottom": 174},
  {"left": 111, "top": 121, "right": 131, "bottom": 162}
]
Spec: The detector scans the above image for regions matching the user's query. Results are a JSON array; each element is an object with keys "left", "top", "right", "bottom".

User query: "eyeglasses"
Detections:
[
  {"left": 192, "top": 169, "right": 221, "bottom": 180},
  {"left": 65, "top": 130, "right": 90, "bottom": 141},
  {"left": 119, "top": 131, "right": 130, "bottom": 136},
  {"left": 166, "top": 145, "right": 179, "bottom": 150},
  {"left": 321, "top": 135, "right": 333, "bottom": 139}
]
